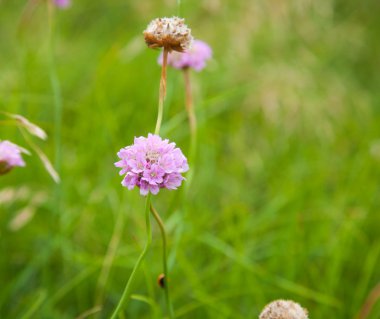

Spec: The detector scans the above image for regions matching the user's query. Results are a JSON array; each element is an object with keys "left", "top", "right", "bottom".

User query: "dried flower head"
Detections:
[
  {"left": 0, "top": 141, "right": 26, "bottom": 175},
  {"left": 144, "top": 17, "right": 193, "bottom": 52},
  {"left": 158, "top": 39, "right": 212, "bottom": 71},
  {"left": 54, "top": 0, "right": 71, "bottom": 8},
  {"left": 115, "top": 134, "right": 189, "bottom": 195},
  {"left": 259, "top": 300, "right": 309, "bottom": 319}
]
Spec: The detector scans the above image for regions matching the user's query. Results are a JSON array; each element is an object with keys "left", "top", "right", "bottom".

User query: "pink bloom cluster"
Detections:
[
  {"left": 0, "top": 141, "right": 26, "bottom": 175},
  {"left": 158, "top": 40, "right": 212, "bottom": 71},
  {"left": 115, "top": 134, "right": 189, "bottom": 195},
  {"left": 54, "top": 0, "right": 71, "bottom": 9}
]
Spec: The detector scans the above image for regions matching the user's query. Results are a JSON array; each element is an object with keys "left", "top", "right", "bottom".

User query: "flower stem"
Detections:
[
  {"left": 183, "top": 68, "right": 197, "bottom": 189},
  {"left": 47, "top": 3, "right": 62, "bottom": 174},
  {"left": 47, "top": 1, "right": 63, "bottom": 232},
  {"left": 356, "top": 282, "right": 380, "bottom": 319},
  {"left": 150, "top": 204, "right": 175, "bottom": 319},
  {"left": 155, "top": 48, "right": 168, "bottom": 135},
  {"left": 110, "top": 194, "right": 152, "bottom": 319}
]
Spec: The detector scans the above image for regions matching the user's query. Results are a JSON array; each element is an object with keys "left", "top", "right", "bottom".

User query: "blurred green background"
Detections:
[{"left": 1, "top": 0, "right": 380, "bottom": 318}]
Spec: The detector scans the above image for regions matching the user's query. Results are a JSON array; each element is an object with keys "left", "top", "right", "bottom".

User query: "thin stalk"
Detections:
[
  {"left": 183, "top": 68, "right": 197, "bottom": 189},
  {"left": 168, "top": 70, "right": 197, "bottom": 269},
  {"left": 155, "top": 48, "right": 168, "bottom": 135},
  {"left": 150, "top": 204, "right": 175, "bottom": 319},
  {"left": 0, "top": 120, "right": 18, "bottom": 126},
  {"left": 47, "top": 1, "right": 62, "bottom": 176},
  {"left": 110, "top": 194, "right": 152, "bottom": 319},
  {"left": 47, "top": 1, "right": 63, "bottom": 218},
  {"left": 356, "top": 282, "right": 380, "bottom": 319},
  {"left": 20, "top": 290, "right": 47, "bottom": 319}
]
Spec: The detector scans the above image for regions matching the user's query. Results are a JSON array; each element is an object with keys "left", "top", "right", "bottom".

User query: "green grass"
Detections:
[{"left": 1, "top": 0, "right": 380, "bottom": 318}]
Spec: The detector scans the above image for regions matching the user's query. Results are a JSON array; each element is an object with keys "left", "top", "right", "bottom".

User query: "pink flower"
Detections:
[
  {"left": 158, "top": 40, "right": 212, "bottom": 71},
  {"left": 115, "top": 134, "right": 189, "bottom": 195},
  {"left": 0, "top": 141, "right": 26, "bottom": 175},
  {"left": 54, "top": 0, "right": 71, "bottom": 9}
]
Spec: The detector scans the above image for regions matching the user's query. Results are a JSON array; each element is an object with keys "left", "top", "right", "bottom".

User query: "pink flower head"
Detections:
[
  {"left": 0, "top": 141, "right": 26, "bottom": 175},
  {"left": 158, "top": 39, "right": 212, "bottom": 71},
  {"left": 115, "top": 134, "right": 189, "bottom": 196},
  {"left": 54, "top": 0, "right": 71, "bottom": 9}
]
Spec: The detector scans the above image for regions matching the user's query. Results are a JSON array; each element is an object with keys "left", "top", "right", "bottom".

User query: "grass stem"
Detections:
[
  {"left": 150, "top": 204, "right": 175, "bottom": 319},
  {"left": 110, "top": 194, "right": 152, "bottom": 319}
]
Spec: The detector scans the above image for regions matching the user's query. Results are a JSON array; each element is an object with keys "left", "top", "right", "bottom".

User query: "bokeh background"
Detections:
[{"left": 1, "top": 0, "right": 380, "bottom": 318}]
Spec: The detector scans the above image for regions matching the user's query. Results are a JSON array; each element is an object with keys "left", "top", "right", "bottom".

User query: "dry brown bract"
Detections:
[
  {"left": 143, "top": 17, "right": 193, "bottom": 52},
  {"left": 259, "top": 300, "right": 309, "bottom": 319}
]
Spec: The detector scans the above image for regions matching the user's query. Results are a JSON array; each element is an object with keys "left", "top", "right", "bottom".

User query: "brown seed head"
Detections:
[
  {"left": 143, "top": 17, "right": 193, "bottom": 52},
  {"left": 259, "top": 300, "right": 309, "bottom": 319}
]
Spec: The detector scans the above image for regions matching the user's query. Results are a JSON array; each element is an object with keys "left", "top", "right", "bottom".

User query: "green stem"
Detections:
[
  {"left": 167, "top": 70, "right": 197, "bottom": 269},
  {"left": 183, "top": 68, "right": 197, "bottom": 191},
  {"left": 47, "top": 1, "right": 62, "bottom": 178},
  {"left": 155, "top": 48, "right": 168, "bottom": 135},
  {"left": 47, "top": 1, "right": 63, "bottom": 226},
  {"left": 110, "top": 194, "right": 152, "bottom": 319},
  {"left": 0, "top": 120, "right": 19, "bottom": 126},
  {"left": 150, "top": 204, "right": 175, "bottom": 319}
]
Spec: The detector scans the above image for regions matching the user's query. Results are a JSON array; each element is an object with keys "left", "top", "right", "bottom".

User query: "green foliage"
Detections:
[{"left": 1, "top": 0, "right": 380, "bottom": 318}]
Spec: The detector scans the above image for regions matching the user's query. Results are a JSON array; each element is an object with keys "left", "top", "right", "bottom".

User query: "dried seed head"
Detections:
[
  {"left": 143, "top": 17, "right": 193, "bottom": 52},
  {"left": 259, "top": 300, "right": 309, "bottom": 319}
]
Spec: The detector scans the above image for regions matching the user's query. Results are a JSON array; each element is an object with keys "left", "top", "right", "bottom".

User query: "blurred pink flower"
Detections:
[
  {"left": 0, "top": 141, "right": 26, "bottom": 175},
  {"left": 54, "top": 0, "right": 71, "bottom": 9},
  {"left": 158, "top": 39, "right": 212, "bottom": 71},
  {"left": 115, "top": 134, "right": 189, "bottom": 195}
]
